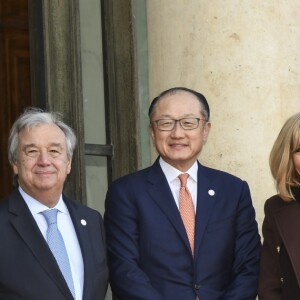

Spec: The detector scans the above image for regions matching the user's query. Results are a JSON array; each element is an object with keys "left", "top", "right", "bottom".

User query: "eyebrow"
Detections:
[
  {"left": 156, "top": 113, "right": 199, "bottom": 119},
  {"left": 22, "top": 143, "right": 64, "bottom": 150}
]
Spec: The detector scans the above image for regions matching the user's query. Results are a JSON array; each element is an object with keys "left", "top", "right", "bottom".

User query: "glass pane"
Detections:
[
  {"left": 85, "top": 155, "right": 108, "bottom": 216},
  {"left": 79, "top": 2, "right": 111, "bottom": 299},
  {"left": 79, "top": 0, "right": 108, "bottom": 213},
  {"left": 79, "top": 0, "right": 106, "bottom": 145}
]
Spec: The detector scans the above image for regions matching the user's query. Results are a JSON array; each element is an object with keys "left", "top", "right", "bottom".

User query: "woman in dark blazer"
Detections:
[{"left": 258, "top": 112, "right": 300, "bottom": 299}]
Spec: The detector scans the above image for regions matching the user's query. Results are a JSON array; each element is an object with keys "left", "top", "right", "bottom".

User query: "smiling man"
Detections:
[
  {"left": 104, "top": 87, "right": 261, "bottom": 300},
  {"left": 0, "top": 108, "right": 108, "bottom": 300}
]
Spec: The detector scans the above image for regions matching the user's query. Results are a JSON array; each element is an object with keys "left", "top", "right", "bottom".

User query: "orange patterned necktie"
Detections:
[{"left": 178, "top": 173, "right": 195, "bottom": 255}]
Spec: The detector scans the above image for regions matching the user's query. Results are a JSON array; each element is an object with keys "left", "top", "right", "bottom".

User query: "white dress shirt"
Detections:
[
  {"left": 159, "top": 157, "right": 198, "bottom": 212},
  {"left": 19, "top": 187, "right": 84, "bottom": 300}
]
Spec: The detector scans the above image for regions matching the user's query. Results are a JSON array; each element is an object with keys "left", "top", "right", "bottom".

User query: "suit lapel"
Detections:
[
  {"left": 147, "top": 160, "right": 217, "bottom": 257},
  {"left": 274, "top": 202, "right": 300, "bottom": 287},
  {"left": 147, "top": 160, "right": 191, "bottom": 253},
  {"left": 65, "top": 198, "right": 93, "bottom": 300},
  {"left": 8, "top": 190, "right": 73, "bottom": 299},
  {"left": 194, "top": 163, "right": 216, "bottom": 259}
]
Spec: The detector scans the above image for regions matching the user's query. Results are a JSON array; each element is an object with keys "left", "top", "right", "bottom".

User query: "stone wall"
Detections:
[{"left": 147, "top": 0, "right": 300, "bottom": 232}]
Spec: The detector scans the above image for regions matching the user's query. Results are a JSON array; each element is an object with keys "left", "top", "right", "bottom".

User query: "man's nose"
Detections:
[
  {"left": 37, "top": 151, "right": 51, "bottom": 164},
  {"left": 171, "top": 121, "right": 185, "bottom": 136}
]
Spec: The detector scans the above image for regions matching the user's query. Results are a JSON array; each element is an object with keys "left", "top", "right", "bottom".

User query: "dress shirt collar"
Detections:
[
  {"left": 19, "top": 186, "right": 68, "bottom": 216},
  {"left": 159, "top": 157, "right": 198, "bottom": 184}
]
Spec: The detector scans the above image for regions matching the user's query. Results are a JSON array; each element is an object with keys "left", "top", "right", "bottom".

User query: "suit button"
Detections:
[{"left": 194, "top": 284, "right": 201, "bottom": 290}]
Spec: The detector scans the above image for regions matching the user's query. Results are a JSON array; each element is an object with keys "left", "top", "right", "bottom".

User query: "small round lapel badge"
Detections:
[
  {"left": 208, "top": 189, "right": 215, "bottom": 196},
  {"left": 81, "top": 219, "right": 87, "bottom": 226}
]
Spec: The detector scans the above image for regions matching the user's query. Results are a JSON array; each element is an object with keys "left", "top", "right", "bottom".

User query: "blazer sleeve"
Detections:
[
  {"left": 104, "top": 181, "right": 164, "bottom": 300},
  {"left": 258, "top": 198, "right": 282, "bottom": 300},
  {"left": 221, "top": 181, "right": 261, "bottom": 299}
]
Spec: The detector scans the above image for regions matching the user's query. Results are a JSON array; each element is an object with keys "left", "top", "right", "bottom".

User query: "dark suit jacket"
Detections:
[
  {"left": 0, "top": 189, "right": 109, "bottom": 300},
  {"left": 104, "top": 159, "right": 261, "bottom": 300},
  {"left": 258, "top": 195, "right": 300, "bottom": 300}
]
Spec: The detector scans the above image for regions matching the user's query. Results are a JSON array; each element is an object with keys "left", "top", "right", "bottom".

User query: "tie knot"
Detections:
[
  {"left": 41, "top": 209, "right": 58, "bottom": 225},
  {"left": 179, "top": 173, "right": 189, "bottom": 187}
]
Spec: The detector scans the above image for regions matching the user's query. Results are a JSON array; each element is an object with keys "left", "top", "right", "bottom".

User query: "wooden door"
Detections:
[{"left": 0, "top": 0, "right": 31, "bottom": 199}]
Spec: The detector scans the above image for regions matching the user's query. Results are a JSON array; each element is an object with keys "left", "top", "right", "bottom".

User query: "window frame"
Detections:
[{"left": 28, "top": 0, "right": 140, "bottom": 204}]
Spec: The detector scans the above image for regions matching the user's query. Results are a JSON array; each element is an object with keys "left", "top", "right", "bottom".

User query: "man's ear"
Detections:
[
  {"left": 203, "top": 122, "right": 211, "bottom": 142},
  {"left": 67, "top": 158, "right": 72, "bottom": 174},
  {"left": 12, "top": 162, "right": 18, "bottom": 175},
  {"left": 149, "top": 124, "right": 155, "bottom": 141}
]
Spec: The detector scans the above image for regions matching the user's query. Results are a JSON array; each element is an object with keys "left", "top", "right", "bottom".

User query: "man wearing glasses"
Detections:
[{"left": 104, "top": 87, "right": 261, "bottom": 300}]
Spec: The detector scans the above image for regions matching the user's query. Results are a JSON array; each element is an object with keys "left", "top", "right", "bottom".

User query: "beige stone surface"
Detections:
[{"left": 147, "top": 0, "right": 300, "bottom": 233}]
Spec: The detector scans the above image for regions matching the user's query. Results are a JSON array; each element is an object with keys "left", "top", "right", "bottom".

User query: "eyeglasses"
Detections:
[{"left": 152, "top": 118, "right": 206, "bottom": 131}]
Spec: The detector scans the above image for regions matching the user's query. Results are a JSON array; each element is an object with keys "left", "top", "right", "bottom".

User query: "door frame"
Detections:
[{"left": 28, "top": 0, "right": 140, "bottom": 203}]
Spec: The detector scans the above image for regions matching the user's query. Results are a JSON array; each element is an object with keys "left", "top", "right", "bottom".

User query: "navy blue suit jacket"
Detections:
[
  {"left": 104, "top": 159, "right": 261, "bottom": 300},
  {"left": 0, "top": 189, "right": 109, "bottom": 300}
]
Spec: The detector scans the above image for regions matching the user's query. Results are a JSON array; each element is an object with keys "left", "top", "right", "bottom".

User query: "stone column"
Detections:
[{"left": 147, "top": 0, "right": 300, "bottom": 229}]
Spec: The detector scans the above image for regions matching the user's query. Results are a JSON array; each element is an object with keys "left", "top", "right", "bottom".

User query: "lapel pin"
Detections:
[
  {"left": 208, "top": 189, "right": 215, "bottom": 196},
  {"left": 81, "top": 219, "right": 87, "bottom": 226}
]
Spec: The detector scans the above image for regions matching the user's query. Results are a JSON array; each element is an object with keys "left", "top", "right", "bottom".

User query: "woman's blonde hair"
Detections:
[{"left": 269, "top": 112, "right": 300, "bottom": 201}]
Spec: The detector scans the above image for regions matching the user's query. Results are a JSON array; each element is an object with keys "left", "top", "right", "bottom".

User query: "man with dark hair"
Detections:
[{"left": 105, "top": 87, "right": 261, "bottom": 300}]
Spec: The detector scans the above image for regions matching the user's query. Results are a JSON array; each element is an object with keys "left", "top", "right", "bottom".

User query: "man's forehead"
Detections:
[
  {"left": 155, "top": 93, "right": 201, "bottom": 112},
  {"left": 18, "top": 125, "right": 66, "bottom": 145},
  {"left": 21, "top": 142, "right": 65, "bottom": 148},
  {"left": 19, "top": 124, "right": 65, "bottom": 136}
]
